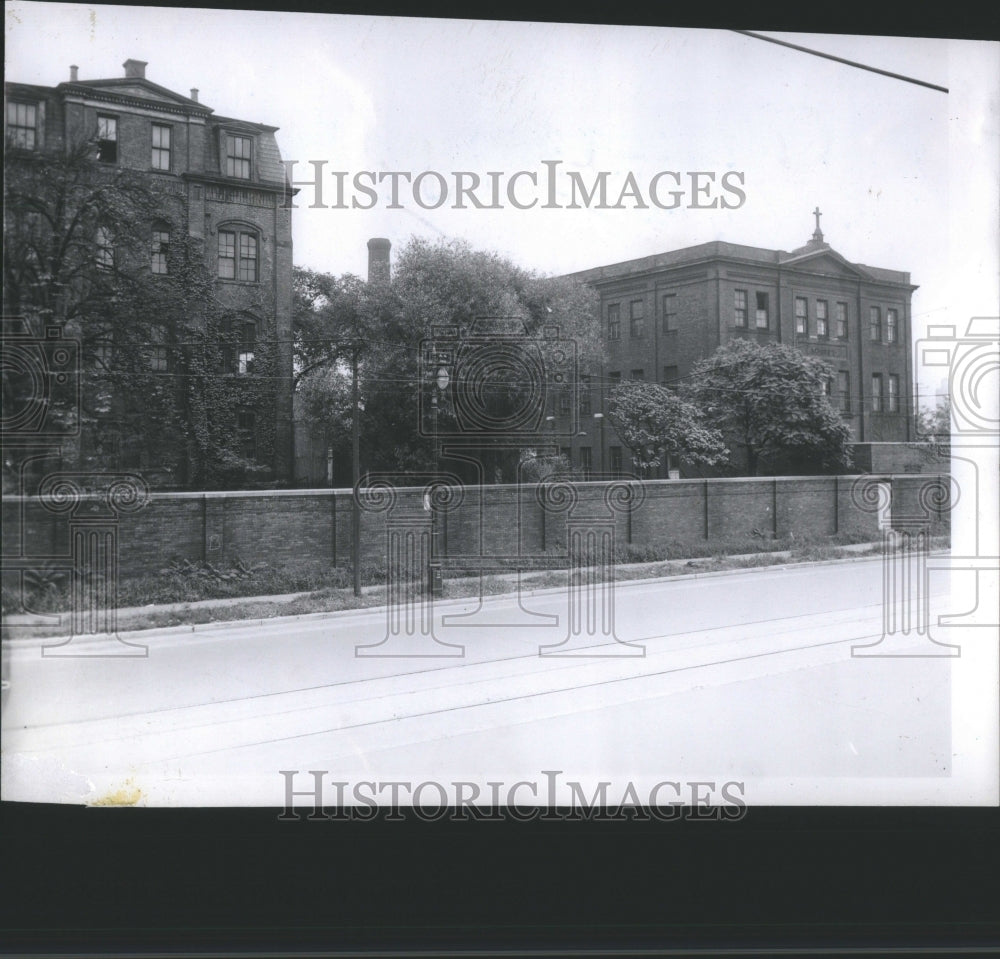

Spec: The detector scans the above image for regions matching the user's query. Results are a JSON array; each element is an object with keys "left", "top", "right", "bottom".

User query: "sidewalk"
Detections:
[{"left": 5, "top": 540, "right": 888, "bottom": 631}]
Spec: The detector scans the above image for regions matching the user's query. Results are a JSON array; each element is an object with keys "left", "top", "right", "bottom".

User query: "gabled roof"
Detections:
[
  {"left": 568, "top": 236, "right": 914, "bottom": 289},
  {"left": 57, "top": 77, "right": 212, "bottom": 114},
  {"left": 778, "top": 240, "right": 876, "bottom": 281}
]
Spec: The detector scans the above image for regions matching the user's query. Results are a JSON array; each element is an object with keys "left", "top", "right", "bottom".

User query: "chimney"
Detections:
[
  {"left": 367, "top": 237, "right": 391, "bottom": 284},
  {"left": 69, "top": 65, "right": 79, "bottom": 82},
  {"left": 123, "top": 58, "right": 147, "bottom": 79},
  {"left": 190, "top": 88, "right": 199, "bottom": 103}
]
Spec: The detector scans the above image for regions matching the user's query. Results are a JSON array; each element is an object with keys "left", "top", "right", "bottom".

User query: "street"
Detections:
[{"left": 1, "top": 555, "right": 993, "bottom": 806}]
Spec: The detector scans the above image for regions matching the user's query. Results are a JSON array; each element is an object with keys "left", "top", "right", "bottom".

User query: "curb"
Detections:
[{"left": 2, "top": 545, "right": 937, "bottom": 645}]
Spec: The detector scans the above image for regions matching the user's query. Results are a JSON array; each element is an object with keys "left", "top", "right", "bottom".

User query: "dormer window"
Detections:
[
  {"left": 97, "top": 115, "right": 117, "bottom": 163},
  {"left": 225, "top": 134, "right": 252, "bottom": 179},
  {"left": 7, "top": 101, "right": 38, "bottom": 149}
]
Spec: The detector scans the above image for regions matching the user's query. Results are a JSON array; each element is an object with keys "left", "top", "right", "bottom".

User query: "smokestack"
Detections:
[
  {"left": 190, "top": 88, "right": 199, "bottom": 102},
  {"left": 123, "top": 58, "right": 147, "bottom": 79},
  {"left": 69, "top": 65, "right": 79, "bottom": 82},
  {"left": 367, "top": 237, "right": 391, "bottom": 284}
]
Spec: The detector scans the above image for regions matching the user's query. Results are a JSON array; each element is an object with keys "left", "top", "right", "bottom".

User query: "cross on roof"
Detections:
[{"left": 812, "top": 206, "right": 824, "bottom": 241}]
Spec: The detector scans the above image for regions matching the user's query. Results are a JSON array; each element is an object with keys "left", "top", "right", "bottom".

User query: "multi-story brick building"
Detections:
[
  {"left": 4, "top": 59, "right": 294, "bottom": 485},
  {"left": 563, "top": 216, "right": 916, "bottom": 477}
]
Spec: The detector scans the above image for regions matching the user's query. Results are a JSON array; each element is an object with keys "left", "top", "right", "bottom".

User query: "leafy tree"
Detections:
[
  {"left": 607, "top": 379, "right": 728, "bottom": 472},
  {"left": 4, "top": 136, "right": 278, "bottom": 489},
  {"left": 292, "top": 237, "right": 602, "bottom": 484},
  {"left": 914, "top": 394, "right": 951, "bottom": 463},
  {"left": 683, "top": 338, "right": 853, "bottom": 476}
]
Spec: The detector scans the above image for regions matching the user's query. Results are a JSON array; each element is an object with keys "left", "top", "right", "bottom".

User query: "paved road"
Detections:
[{"left": 0, "top": 556, "right": 980, "bottom": 806}]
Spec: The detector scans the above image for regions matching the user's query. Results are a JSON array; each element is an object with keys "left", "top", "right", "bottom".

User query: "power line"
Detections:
[{"left": 732, "top": 30, "right": 949, "bottom": 93}]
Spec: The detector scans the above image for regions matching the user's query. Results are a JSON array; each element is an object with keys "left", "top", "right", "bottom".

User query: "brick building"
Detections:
[
  {"left": 4, "top": 59, "right": 294, "bottom": 485},
  {"left": 563, "top": 215, "right": 916, "bottom": 477}
]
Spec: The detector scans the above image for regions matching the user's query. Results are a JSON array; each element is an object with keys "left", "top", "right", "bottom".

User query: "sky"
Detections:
[{"left": 5, "top": 3, "right": 999, "bottom": 401}]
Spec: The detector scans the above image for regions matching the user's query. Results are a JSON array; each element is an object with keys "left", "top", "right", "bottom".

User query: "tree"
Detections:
[
  {"left": 914, "top": 394, "right": 951, "bottom": 463},
  {"left": 606, "top": 380, "right": 728, "bottom": 472},
  {"left": 683, "top": 339, "right": 853, "bottom": 476},
  {"left": 4, "top": 136, "right": 278, "bottom": 489},
  {"left": 292, "top": 237, "right": 602, "bottom": 484}
]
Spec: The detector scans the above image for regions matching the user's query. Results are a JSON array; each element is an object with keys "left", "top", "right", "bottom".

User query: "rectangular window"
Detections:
[
  {"left": 662, "top": 365, "right": 679, "bottom": 389},
  {"left": 579, "top": 374, "right": 592, "bottom": 415},
  {"left": 218, "top": 231, "right": 236, "bottom": 279},
  {"left": 871, "top": 373, "right": 883, "bottom": 413},
  {"left": 97, "top": 115, "right": 117, "bottom": 163},
  {"left": 96, "top": 226, "right": 114, "bottom": 270},
  {"left": 662, "top": 294, "right": 677, "bottom": 332},
  {"left": 238, "top": 322, "right": 256, "bottom": 375},
  {"left": 237, "top": 409, "right": 257, "bottom": 461},
  {"left": 755, "top": 292, "right": 769, "bottom": 329},
  {"left": 151, "top": 123, "right": 171, "bottom": 170},
  {"left": 795, "top": 297, "right": 807, "bottom": 334},
  {"left": 816, "top": 300, "right": 828, "bottom": 337},
  {"left": 630, "top": 368, "right": 644, "bottom": 381},
  {"left": 607, "top": 303, "right": 621, "bottom": 340},
  {"left": 608, "top": 371, "right": 621, "bottom": 388},
  {"left": 225, "top": 134, "right": 252, "bottom": 179},
  {"left": 870, "top": 306, "right": 882, "bottom": 342},
  {"left": 558, "top": 392, "right": 571, "bottom": 415},
  {"left": 888, "top": 373, "right": 900, "bottom": 412},
  {"left": 838, "top": 371, "right": 851, "bottom": 412},
  {"left": 238, "top": 233, "right": 258, "bottom": 282},
  {"left": 610, "top": 446, "right": 623, "bottom": 478},
  {"left": 149, "top": 346, "right": 169, "bottom": 372},
  {"left": 836, "top": 302, "right": 849, "bottom": 339},
  {"left": 629, "top": 300, "right": 644, "bottom": 338},
  {"left": 7, "top": 101, "right": 38, "bottom": 149},
  {"left": 734, "top": 289, "right": 747, "bottom": 327},
  {"left": 887, "top": 308, "right": 898, "bottom": 343},
  {"left": 579, "top": 446, "right": 592, "bottom": 479},
  {"left": 151, "top": 230, "right": 169, "bottom": 274}
]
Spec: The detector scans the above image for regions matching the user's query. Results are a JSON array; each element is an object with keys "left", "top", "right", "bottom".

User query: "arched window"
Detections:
[{"left": 217, "top": 224, "right": 259, "bottom": 282}]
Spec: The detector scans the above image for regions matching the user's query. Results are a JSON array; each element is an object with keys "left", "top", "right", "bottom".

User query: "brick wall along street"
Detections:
[{"left": 2, "top": 475, "right": 948, "bottom": 579}]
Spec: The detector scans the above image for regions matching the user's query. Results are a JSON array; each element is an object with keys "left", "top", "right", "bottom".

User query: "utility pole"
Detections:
[{"left": 351, "top": 343, "right": 361, "bottom": 597}]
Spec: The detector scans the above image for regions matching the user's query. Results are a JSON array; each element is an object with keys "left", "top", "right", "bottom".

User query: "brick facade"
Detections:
[
  {"left": 5, "top": 60, "right": 294, "bottom": 484},
  {"left": 565, "top": 226, "right": 916, "bottom": 477}
]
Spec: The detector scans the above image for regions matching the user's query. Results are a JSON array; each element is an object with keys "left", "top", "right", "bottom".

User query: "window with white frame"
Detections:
[
  {"left": 871, "top": 373, "right": 883, "bottom": 412},
  {"left": 218, "top": 227, "right": 258, "bottom": 282},
  {"left": 755, "top": 292, "right": 769, "bottom": 329},
  {"left": 151, "top": 227, "right": 169, "bottom": 274},
  {"left": 816, "top": 300, "right": 828, "bottom": 337},
  {"left": 888, "top": 373, "right": 899, "bottom": 412},
  {"left": 836, "top": 302, "right": 849, "bottom": 339},
  {"left": 97, "top": 115, "right": 117, "bottom": 163},
  {"left": 795, "top": 297, "right": 807, "bottom": 334},
  {"left": 225, "top": 133, "right": 252, "bottom": 179},
  {"left": 734, "top": 289, "right": 747, "bottom": 327},
  {"left": 151, "top": 123, "right": 171, "bottom": 170},
  {"left": 887, "top": 308, "right": 898, "bottom": 344}
]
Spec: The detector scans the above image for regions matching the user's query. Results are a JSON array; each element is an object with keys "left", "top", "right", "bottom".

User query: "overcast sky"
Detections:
[{"left": 6, "top": 4, "right": 998, "bottom": 400}]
